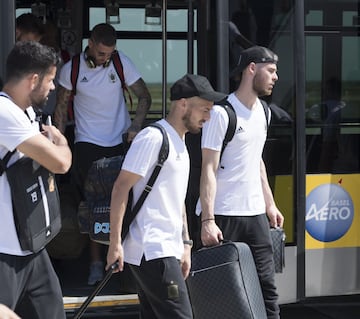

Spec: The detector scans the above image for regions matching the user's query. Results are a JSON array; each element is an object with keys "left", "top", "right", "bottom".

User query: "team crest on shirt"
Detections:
[{"left": 109, "top": 70, "right": 118, "bottom": 83}]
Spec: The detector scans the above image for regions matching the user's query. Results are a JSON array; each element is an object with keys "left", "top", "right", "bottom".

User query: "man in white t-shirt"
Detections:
[
  {"left": 197, "top": 46, "right": 284, "bottom": 319},
  {"left": 0, "top": 41, "right": 71, "bottom": 319},
  {"left": 55, "top": 23, "right": 152, "bottom": 285},
  {"left": 106, "top": 74, "right": 226, "bottom": 319}
]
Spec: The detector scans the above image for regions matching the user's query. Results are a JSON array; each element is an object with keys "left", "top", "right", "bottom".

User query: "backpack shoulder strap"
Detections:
[
  {"left": 259, "top": 99, "right": 270, "bottom": 132},
  {"left": 217, "top": 98, "right": 237, "bottom": 159},
  {"left": 148, "top": 122, "right": 170, "bottom": 165},
  {"left": 70, "top": 54, "right": 81, "bottom": 95},
  {"left": 0, "top": 150, "right": 16, "bottom": 176},
  {"left": 121, "top": 123, "right": 169, "bottom": 241},
  {"left": 112, "top": 52, "right": 133, "bottom": 110},
  {"left": 112, "top": 52, "right": 126, "bottom": 90}
]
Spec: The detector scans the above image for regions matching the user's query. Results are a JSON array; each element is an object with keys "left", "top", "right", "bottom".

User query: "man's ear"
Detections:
[
  {"left": 28, "top": 73, "right": 39, "bottom": 90},
  {"left": 179, "top": 97, "right": 188, "bottom": 111},
  {"left": 15, "top": 29, "right": 21, "bottom": 41},
  {"left": 88, "top": 38, "right": 94, "bottom": 49},
  {"left": 248, "top": 62, "right": 257, "bottom": 74}
]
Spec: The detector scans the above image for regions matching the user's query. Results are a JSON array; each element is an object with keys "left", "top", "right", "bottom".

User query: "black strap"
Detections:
[
  {"left": 0, "top": 150, "right": 16, "bottom": 176},
  {"left": 260, "top": 99, "right": 270, "bottom": 131},
  {"left": 121, "top": 122, "right": 169, "bottom": 241},
  {"left": 217, "top": 98, "right": 269, "bottom": 162},
  {"left": 217, "top": 98, "right": 237, "bottom": 160}
]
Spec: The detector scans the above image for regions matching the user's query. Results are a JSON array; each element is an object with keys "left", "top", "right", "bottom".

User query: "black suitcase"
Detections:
[{"left": 187, "top": 241, "right": 267, "bottom": 319}]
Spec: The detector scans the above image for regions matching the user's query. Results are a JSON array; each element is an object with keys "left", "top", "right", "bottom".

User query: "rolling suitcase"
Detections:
[
  {"left": 187, "top": 241, "right": 267, "bottom": 319},
  {"left": 72, "top": 262, "right": 119, "bottom": 319}
]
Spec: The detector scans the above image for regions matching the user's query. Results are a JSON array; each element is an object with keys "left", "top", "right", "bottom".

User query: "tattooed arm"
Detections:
[
  {"left": 54, "top": 85, "right": 72, "bottom": 134},
  {"left": 126, "top": 78, "right": 152, "bottom": 141}
]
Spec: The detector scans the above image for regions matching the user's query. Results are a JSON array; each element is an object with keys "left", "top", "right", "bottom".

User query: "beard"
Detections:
[
  {"left": 253, "top": 74, "right": 272, "bottom": 97},
  {"left": 183, "top": 109, "right": 203, "bottom": 134},
  {"left": 29, "top": 83, "right": 49, "bottom": 110}
]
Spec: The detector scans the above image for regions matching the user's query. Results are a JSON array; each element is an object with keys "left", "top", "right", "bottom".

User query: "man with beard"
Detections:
[
  {"left": 106, "top": 74, "right": 226, "bottom": 319},
  {"left": 0, "top": 41, "right": 71, "bottom": 319},
  {"left": 55, "top": 23, "right": 152, "bottom": 285},
  {"left": 196, "top": 46, "right": 284, "bottom": 319}
]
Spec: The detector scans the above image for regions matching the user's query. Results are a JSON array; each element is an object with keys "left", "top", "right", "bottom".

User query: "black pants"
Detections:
[
  {"left": 216, "top": 214, "right": 280, "bottom": 319},
  {"left": 129, "top": 257, "right": 193, "bottom": 319},
  {"left": 0, "top": 249, "right": 65, "bottom": 319}
]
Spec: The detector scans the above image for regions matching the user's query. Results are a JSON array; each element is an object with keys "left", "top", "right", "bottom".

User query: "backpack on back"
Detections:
[{"left": 185, "top": 98, "right": 270, "bottom": 245}]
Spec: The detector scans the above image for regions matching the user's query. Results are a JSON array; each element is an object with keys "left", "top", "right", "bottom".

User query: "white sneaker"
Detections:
[{"left": 87, "top": 261, "right": 104, "bottom": 286}]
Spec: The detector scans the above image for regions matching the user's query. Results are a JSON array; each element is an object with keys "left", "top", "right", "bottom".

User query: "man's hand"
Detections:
[
  {"left": 0, "top": 304, "right": 20, "bottom": 319},
  {"left": 201, "top": 219, "right": 223, "bottom": 246},
  {"left": 106, "top": 243, "right": 124, "bottom": 273},
  {"left": 180, "top": 245, "right": 192, "bottom": 279},
  {"left": 266, "top": 204, "right": 284, "bottom": 228}
]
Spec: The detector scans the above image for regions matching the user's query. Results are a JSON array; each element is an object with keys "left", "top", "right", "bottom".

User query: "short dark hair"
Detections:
[
  {"left": 16, "top": 13, "right": 44, "bottom": 36},
  {"left": 90, "top": 23, "right": 117, "bottom": 47},
  {"left": 5, "top": 41, "right": 60, "bottom": 83}
]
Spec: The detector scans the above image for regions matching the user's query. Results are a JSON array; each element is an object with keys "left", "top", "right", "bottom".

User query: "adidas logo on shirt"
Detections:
[
  {"left": 236, "top": 126, "right": 244, "bottom": 134},
  {"left": 80, "top": 76, "right": 88, "bottom": 83}
]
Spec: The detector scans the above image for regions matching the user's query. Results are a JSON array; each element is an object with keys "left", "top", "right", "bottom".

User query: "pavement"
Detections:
[
  {"left": 65, "top": 293, "right": 360, "bottom": 318},
  {"left": 56, "top": 246, "right": 360, "bottom": 319},
  {"left": 280, "top": 295, "right": 360, "bottom": 319},
  {"left": 67, "top": 293, "right": 360, "bottom": 318}
]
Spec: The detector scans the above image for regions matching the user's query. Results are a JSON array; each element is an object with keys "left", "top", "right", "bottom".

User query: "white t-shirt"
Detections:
[
  {"left": 0, "top": 94, "right": 39, "bottom": 256},
  {"left": 58, "top": 50, "right": 141, "bottom": 146},
  {"left": 196, "top": 93, "right": 269, "bottom": 216},
  {"left": 121, "top": 119, "right": 189, "bottom": 266}
]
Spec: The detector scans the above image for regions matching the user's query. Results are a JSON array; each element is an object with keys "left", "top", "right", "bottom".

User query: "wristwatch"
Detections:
[{"left": 183, "top": 240, "right": 193, "bottom": 247}]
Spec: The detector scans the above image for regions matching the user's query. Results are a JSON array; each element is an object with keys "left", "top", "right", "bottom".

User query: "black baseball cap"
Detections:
[
  {"left": 170, "top": 74, "right": 226, "bottom": 102},
  {"left": 230, "top": 46, "right": 278, "bottom": 78}
]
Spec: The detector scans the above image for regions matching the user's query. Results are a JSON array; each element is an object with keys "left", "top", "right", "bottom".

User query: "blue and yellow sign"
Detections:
[{"left": 306, "top": 174, "right": 360, "bottom": 249}]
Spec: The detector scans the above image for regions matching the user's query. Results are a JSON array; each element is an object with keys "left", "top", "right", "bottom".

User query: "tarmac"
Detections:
[
  {"left": 280, "top": 294, "right": 360, "bottom": 319},
  {"left": 57, "top": 247, "right": 360, "bottom": 319},
  {"left": 64, "top": 292, "right": 360, "bottom": 318}
]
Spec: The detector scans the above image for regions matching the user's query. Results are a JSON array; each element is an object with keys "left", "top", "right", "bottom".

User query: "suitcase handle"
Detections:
[{"left": 72, "top": 262, "right": 119, "bottom": 319}]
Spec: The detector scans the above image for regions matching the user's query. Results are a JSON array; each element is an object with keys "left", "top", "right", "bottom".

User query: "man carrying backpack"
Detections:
[
  {"left": 54, "top": 23, "right": 151, "bottom": 285},
  {"left": 106, "top": 74, "right": 226, "bottom": 319},
  {"left": 196, "top": 46, "right": 284, "bottom": 319}
]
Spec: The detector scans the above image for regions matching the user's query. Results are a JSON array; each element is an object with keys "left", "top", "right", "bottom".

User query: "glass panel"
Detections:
[
  {"left": 89, "top": 8, "right": 197, "bottom": 32},
  {"left": 305, "top": 3, "right": 360, "bottom": 174},
  {"left": 16, "top": 8, "right": 31, "bottom": 16},
  {"left": 306, "top": 10, "right": 323, "bottom": 26},
  {"left": 343, "top": 11, "right": 359, "bottom": 26}
]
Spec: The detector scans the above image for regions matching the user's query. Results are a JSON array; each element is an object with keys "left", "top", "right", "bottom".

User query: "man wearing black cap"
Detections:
[
  {"left": 196, "top": 46, "right": 284, "bottom": 319},
  {"left": 107, "top": 74, "right": 226, "bottom": 319}
]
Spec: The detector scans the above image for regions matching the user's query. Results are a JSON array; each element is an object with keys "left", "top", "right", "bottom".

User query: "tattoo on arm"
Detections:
[
  {"left": 182, "top": 209, "right": 190, "bottom": 241},
  {"left": 128, "top": 78, "right": 152, "bottom": 132},
  {"left": 54, "top": 86, "right": 72, "bottom": 134}
]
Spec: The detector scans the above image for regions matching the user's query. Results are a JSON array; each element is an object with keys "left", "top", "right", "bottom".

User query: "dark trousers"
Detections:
[
  {"left": 0, "top": 249, "right": 65, "bottom": 319},
  {"left": 129, "top": 257, "right": 193, "bottom": 319},
  {"left": 72, "top": 141, "right": 125, "bottom": 202},
  {"left": 216, "top": 214, "right": 280, "bottom": 319}
]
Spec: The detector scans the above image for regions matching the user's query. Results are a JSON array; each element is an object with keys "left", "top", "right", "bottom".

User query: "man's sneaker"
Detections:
[{"left": 88, "top": 261, "right": 104, "bottom": 286}]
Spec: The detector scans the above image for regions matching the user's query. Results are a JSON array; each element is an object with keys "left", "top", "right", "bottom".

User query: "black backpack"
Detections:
[
  {"left": 185, "top": 98, "right": 270, "bottom": 243},
  {"left": 79, "top": 123, "right": 169, "bottom": 244}
]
